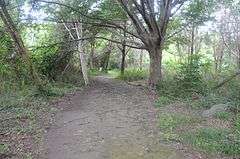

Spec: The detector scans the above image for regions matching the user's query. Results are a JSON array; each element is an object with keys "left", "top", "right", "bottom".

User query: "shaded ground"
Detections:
[{"left": 43, "top": 76, "right": 199, "bottom": 159}]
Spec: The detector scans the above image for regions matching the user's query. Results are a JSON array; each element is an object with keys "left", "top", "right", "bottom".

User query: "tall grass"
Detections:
[{"left": 117, "top": 68, "right": 148, "bottom": 82}]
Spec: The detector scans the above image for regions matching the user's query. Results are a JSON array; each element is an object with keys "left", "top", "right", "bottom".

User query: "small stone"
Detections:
[{"left": 202, "top": 104, "right": 229, "bottom": 117}]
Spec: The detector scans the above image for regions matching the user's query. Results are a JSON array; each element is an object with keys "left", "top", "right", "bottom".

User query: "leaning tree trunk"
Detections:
[
  {"left": 0, "top": 0, "right": 41, "bottom": 86},
  {"left": 120, "top": 39, "right": 126, "bottom": 75},
  {"left": 120, "top": 21, "right": 127, "bottom": 75},
  {"left": 78, "top": 43, "right": 89, "bottom": 85},
  {"left": 75, "top": 22, "right": 89, "bottom": 86},
  {"left": 148, "top": 47, "right": 162, "bottom": 89}
]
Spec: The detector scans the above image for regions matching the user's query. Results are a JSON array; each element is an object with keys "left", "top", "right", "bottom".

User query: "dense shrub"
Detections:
[
  {"left": 157, "top": 55, "right": 210, "bottom": 99},
  {"left": 175, "top": 55, "right": 209, "bottom": 95}
]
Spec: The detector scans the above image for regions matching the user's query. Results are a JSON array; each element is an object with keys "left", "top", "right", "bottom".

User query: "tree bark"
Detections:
[
  {"left": 237, "top": 47, "right": 240, "bottom": 70},
  {"left": 189, "top": 24, "right": 195, "bottom": 64},
  {"left": 78, "top": 43, "right": 89, "bottom": 85},
  {"left": 120, "top": 21, "right": 127, "bottom": 75},
  {"left": 117, "top": 0, "right": 178, "bottom": 88},
  {"left": 75, "top": 22, "right": 89, "bottom": 85},
  {"left": 148, "top": 47, "right": 162, "bottom": 89},
  {"left": 120, "top": 45, "right": 126, "bottom": 75}
]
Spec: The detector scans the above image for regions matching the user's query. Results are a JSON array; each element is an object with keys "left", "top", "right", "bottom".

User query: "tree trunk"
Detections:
[
  {"left": 189, "top": 24, "right": 195, "bottom": 64},
  {"left": 238, "top": 56, "right": 240, "bottom": 71},
  {"left": 190, "top": 25, "right": 195, "bottom": 56},
  {"left": 75, "top": 22, "right": 89, "bottom": 85},
  {"left": 0, "top": 1, "right": 41, "bottom": 86},
  {"left": 120, "top": 21, "right": 127, "bottom": 75},
  {"left": 148, "top": 47, "right": 162, "bottom": 89},
  {"left": 120, "top": 48, "right": 126, "bottom": 75},
  {"left": 78, "top": 43, "right": 89, "bottom": 85},
  {"left": 101, "top": 50, "right": 111, "bottom": 72}
]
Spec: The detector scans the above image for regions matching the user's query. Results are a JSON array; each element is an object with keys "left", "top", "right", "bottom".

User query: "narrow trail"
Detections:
[{"left": 44, "top": 76, "right": 190, "bottom": 159}]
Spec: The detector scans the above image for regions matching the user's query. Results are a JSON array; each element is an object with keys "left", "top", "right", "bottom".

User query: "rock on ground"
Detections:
[{"left": 202, "top": 104, "right": 229, "bottom": 118}]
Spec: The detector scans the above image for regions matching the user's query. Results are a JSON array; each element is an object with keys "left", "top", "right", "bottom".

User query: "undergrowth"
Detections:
[
  {"left": 159, "top": 113, "right": 200, "bottom": 141},
  {"left": 182, "top": 127, "right": 240, "bottom": 155},
  {"left": 0, "top": 81, "right": 80, "bottom": 158},
  {"left": 117, "top": 69, "right": 148, "bottom": 82},
  {"left": 157, "top": 55, "right": 240, "bottom": 156}
]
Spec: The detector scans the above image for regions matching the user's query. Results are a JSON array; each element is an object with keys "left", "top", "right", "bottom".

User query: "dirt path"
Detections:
[{"left": 44, "top": 76, "right": 191, "bottom": 159}]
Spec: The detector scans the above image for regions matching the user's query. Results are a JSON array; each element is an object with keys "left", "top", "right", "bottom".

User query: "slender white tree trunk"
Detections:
[{"left": 75, "top": 22, "right": 89, "bottom": 85}]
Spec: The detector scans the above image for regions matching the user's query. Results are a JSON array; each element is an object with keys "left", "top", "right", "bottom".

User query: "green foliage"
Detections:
[
  {"left": 183, "top": 0, "right": 216, "bottom": 25},
  {"left": 190, "top": 93, "right": 228, "bottom": 109},
  {"left": 0, "top": 32, "right": 19, "bottom": 81},
  {"left": 89, "top": 69, "right": 106, "bottom": 76},
  {"left": 159, "top": 113, "right": 196, "bottom": 131},
  {"left": 97, "top": 0, "right": 127, "bottom": 20},
  {"left": 158, "top": 55, "right": 210, "bottom": 100},
  {"left": 214, "top": 112, "right": 231, "bottom": 120},
  {"left": 0, "top": 143, "right": 9, "bottom": 154},
  {"left": 32, "top": 46, "right": 59, "bottom": 79},
  {"left": 219, "top": 79, "right": 240, "bottom": 112},
  {"left": 182, "top": 128, "right": 240, "bottom": 155},
  {"left": 155, "top": 96, "right": 173, "bottom": 107},
  {"left": 176, "top": 55, "right": 208, "bottom": 95},
  {"left": 235, "top": 115, "right": 240, "bottom": 133},
  {"left": 159, "top": 113, "right": 200, "bottom": 141},
  {"left": 107, "top": 69, "right": 120, "bottom": 78},
  {"left": 118, "top": 69, "right": 148, "bottom": 82}
]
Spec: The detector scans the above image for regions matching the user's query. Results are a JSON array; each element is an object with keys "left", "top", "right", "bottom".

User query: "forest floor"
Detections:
[{"left": 42, "top": 75, "right": 216, "bottom": 159}]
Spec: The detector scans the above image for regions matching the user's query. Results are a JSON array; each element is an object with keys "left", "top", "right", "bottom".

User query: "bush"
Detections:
[
  {"left": 118, "top": 69, "right": 148, "bottom": 82},
  {"left": 175, "top": 54, "right": 209, "bottom": 96},
  {"left": 157, "top": 55, "right": 210, "bottom": 100},
  {"left": 218, "top": 78, "right": 240, "bottom": 112}
]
